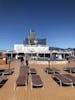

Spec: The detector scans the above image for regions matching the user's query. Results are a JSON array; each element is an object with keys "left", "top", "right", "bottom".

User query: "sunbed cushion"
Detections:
[
  {"left": 30, "top": 68, "right": 37, "bottom": 74},
  {"left": 32, "top": 75, "right": 43, "bottom": 86}
]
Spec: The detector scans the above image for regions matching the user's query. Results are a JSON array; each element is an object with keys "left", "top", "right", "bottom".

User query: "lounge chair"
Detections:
[
  {"left": 45, "top": 67, "right": 60, "bottom": 74},
  {"left": 64, "top": 67, "right": 75, "bottom": 73},
  {"left": 52, "top": 74, "right": 73, "bottom": 86},
  {"left": 0, "top": 69, "right": 5, "bottom": 75},
  {"left": 0, "top": 75, "right": 7, "bottom": 86},
  {"left": 31, "top": 75, "right": 43, "bottom": 88},
  {"left": 14, "top": 67, "right": 28, "bottom": 90},
  {"left": 29, "top": 68, "right": 37, "bottom": 74},
  {"left": 63, "top": 74, "right": 75, "bottom": 84},
  {"left": 3, "top": 68, "right": 14, "bottom": 75},
  {"left": 0, "top": 76, "right": 4, "bottom": 83}
]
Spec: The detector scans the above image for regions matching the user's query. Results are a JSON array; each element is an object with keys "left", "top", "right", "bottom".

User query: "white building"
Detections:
[
  {"left": 14, "top": 44, "right": 49, "bottom": 54},
  {"left": 14, "top": 44, "right": 25, "bottom": 53},
  {"left": 14, "top": 30, "right": 74, "bottom": 60},
  {"left": 14, "top": 30, "right": 51, "bottom": 60}
]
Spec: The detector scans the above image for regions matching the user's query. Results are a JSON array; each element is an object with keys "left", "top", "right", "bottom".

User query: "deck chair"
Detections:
[
  {"left": 52, "top": 74, "right": 73, "bottom": 86},
  {"left": 31, "top": 75, "right": 43, "bottom": 88},
  {"left": 0, "top": 75, "right": 7, "bottom": 86},
  {"left": 0, "top": 76, "right": 4, "bottom": 83},
  {"left": 14, "top": 67, "right": 28, "bottom": 90},
  {"left": 71, "top": 68, "right": 75, "bottom": 73},
  {"left": 29, "top": 68, "right": 37, "bottom": 74},
  {"left": 3, "top": 68, "right": 14, "bottom": 75},
  {"left": 45, "top": 67, "right": 60, "bottom": 74},
  {"left": 0, "top": 69, "right": 5, "bottom": 75},
  {"left": 63, "top": 74, "right": 75, "bottom": 84},
  {"left": 64, "top": 67, "right": 75, "bottom": 73}
]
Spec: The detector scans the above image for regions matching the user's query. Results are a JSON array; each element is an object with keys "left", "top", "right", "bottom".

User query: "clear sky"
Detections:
[{"left": 0, "top": 0, "right": 75, "bottom": 50}]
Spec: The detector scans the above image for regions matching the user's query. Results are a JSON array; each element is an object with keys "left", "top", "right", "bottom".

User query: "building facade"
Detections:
[{"left": 14, "top": 30, "right": 75, "bottom": 60}]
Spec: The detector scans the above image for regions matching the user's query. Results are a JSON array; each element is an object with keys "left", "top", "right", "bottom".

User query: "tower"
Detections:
[{"left": 28, "top": 30, "right": 37, "bottom": 45}]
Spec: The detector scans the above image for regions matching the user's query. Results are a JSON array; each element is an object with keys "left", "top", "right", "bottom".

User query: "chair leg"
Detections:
[
  {"left": 59, "top": 80, "right": 62, "bottom": 87},
  {"left": 53, "top": 71, "right": 55, "bottom": 75},
  {"left": 69, "top": 69, "right": 71, "bottom": 73},
  {"left": 42, "top": 85, "right": 44, "bottom": 90},
  {"left": 14, "top": 82, "right": 16, "bottom": 90},
  {"left": 47, "top": 70, "right": 48, "bottom": 74},
  {"left": 25, "top": 82, "right": 27, "bottom": 90},
  {"left": 71, "top": 83, "right": 73, "bottom": 87},
  {"left": 31, "top": 82, "right": 32, "bottom": 90}
]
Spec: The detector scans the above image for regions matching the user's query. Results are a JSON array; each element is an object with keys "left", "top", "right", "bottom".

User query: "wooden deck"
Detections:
[{"left": 0, "top": 60, "right": 75, "bottom": 100}]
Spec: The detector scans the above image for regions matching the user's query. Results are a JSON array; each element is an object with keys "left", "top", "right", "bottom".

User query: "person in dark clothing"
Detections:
[
  {"left": 26, "top": 59, "right": 28, "bottom": 66},
  {"left": 20, "top": 57, "right": 24, "bottom": 67},
  {"left": 26, "top": 56, "right": 29, "bottom": 66},
  {"left": 25, "top": 56, "right": 29, "bottom": 71},
  {"left": 68, "top": 58, "right": 70, "bottom": 64},
  {"left": 25, "top": 56, "right": 29, "bottom": 74},
  {"left": 66, "top": 56, "right": 70, "bottom": 66}
]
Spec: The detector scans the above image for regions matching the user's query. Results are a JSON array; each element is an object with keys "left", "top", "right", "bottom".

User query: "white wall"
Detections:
[
  {"left": 14, "top": 44, "right": 25, "bottom": 53},
  {"left": 14, "top": 44, "right": 49, "bottom": 53},
  {"left": 24, "top": 45, "right": 49, "bottom": 53}
]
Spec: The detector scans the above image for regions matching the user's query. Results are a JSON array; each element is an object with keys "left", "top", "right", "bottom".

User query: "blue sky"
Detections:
[{"left": 0, "top": 0, "right": 75, "bottom": 50}]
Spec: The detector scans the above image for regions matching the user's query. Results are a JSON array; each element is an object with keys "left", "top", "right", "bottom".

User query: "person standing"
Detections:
[
  {"left": 20, "top": 57, "right": 24, "bottom": 67},
  {"left": 26, "top": 56, "right": 29, "bottom": 66},
  {"left": 25, "top": 56, "right": 29, "bottom": 74},
  {"left": 66, "top": 56, "right": 70, "bottom": 67}
]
